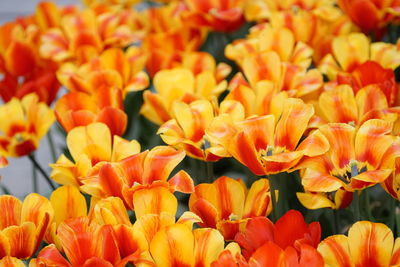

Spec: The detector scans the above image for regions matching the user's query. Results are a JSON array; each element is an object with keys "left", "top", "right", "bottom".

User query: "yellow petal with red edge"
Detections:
[
  {"left": 213, "top": 176, "right": 246, "bottom": 220},
  {"left": 112, "top": 224, "right": 148, "bottom": 259},
  {"left": 176, "top": 211, "right": 202, "bottom": 229},
  {"left": 297, "top": 129, "right": 330, "bottom": 157},
  {"left": 126, "top": 71, "right": 149, "bottom": 92},
  {"left": 132, "top": 212, "right": 175, "bottom": 244},
  {"left": 99, "top": 48, "right": 130, "bottom": 83},
  {"left": 391, "top": 237, "right": 400, "bottom": 265},
  {"left": 94, "top": 197, "right": 130, "bottom": 226},
  {"left": 302, "top": 169, "right": 343, "bottom": 192},
  {"left": 243, "top": 178, "right": 271, "bottom": 218},
  {"left": 3, "top": 222, "right": 36, "bottom": 259},
  {"left": 172, "top": 100, "right": 214, "bottom": 142},
  {"left": 319, "top": 85, "right": 358, "bottom": 123},
  {"left": 154, "top": 68, "right": 194, "bottom": 104},
  {"left": 348, "top": 221, "right": 393, "bottom": 267},
  {"left": 258, "top": 25, "right": 295, "bottom": 62},
  {"left": 35, "top": 2, "right": 60, "bottom": 30},
  {"left": 142, "top": 146, "right": 186, "bottom": 185},
  {"left": 242, "top": 51, "right": 281, "bottom": 87},
  {"left": 320, "top": 123, "right": 355, "bottom": 170},
  {"left": 150, "top": 224, "right": 194, "bottom": 267},
  {"left": 0, "top": 256, "right": 26, "bottom": 267},
  {"left": 356, "top": 85, "right": 388, "bottom": 117},
  {"left": 332, "top": 33, "right": 369, "bottom": 72},
  {"left": 275, "top": 98, "right": 314, "bottom": 151},
  {"left": 0, "top": 195, "right": 21, "bottom": 229},
  {"left": 297, "top": 192, "right": 335, "bottom": 210},
  {"left": 168, "top": 170, "right": 194, "bottom": 193},
  {"left": 36, "top": 244, "right": 71, "bottom": 267},
  {"left": 317, "top": 235, "right": 352, "bottom": 267},
  {"left": 50, "top": 185, "right": 87, "bottom": 226},
  {"left": 355, "top": 119, "right": 393, "bottom": 168},
  {"left": 219, "top": 100, "right": 245, "bottom": 122},
  {"left": 111, "top": 136, "right": 141, "bottom": 162},
  {"left": 194, "top": 228, "right": 224, "bottom": 267},
  {"left": 140, "top": 91, "right": 171, "bottom": 125},
  {"left": 0, "top": 231, "right": 11, "bottom": 258},
  {"left": 133, "top": 187, "right": 178, "bottom": 219},
  {"left": 195, "top": 71, "right": 217, "bottom": 98},
  {"left": 67, "top": 122, "right": 112, "bottom": 164}
]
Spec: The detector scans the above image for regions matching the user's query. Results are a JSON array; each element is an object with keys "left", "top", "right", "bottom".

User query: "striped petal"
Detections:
[
  {"left": 317, "top": 235, "right": 352, "bottom": 267},
  {"left": 355, "top": 119, "right": 393, "bottom": 168},
  {"left": 319, "top": 85, "right": 358, "bottom": 124},
  {"left": 242, "top": 51, "right": 281, "bottom": 87},
  {"left": 3, "top": 222, "right": 36, "bottom": 259},
  {"left": 194, "top": 228, "right": 225, "bottom": 267},
  {"left": 348, "top": 221, "right": 393, "bottom": 267},
  {"left": 36, "top": 244, "right": 71, "bottom": 267},
  {"left": 243, "top": 179, "right": 271, "bottom": 218},
  {"left": 50, "top": 185, "right": 87, "bottom": 226},
  {"left": 0, "top": 195, "right": 21, "bottom": 229},
  {"left": 0, "top": 256, "right": 25, "bottom": 267},
  {"left": 132, "top": 186, "right": 178, "bottom": 219},
  {"left": 275, "top": 98, "right": 314, "bottom": 151},
  {"left": 150, "top": 224, "right": 194, "bottom": 267}
]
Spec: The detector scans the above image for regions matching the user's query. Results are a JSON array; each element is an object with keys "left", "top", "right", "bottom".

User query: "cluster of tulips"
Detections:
[{"left": 2, "top": 0, "right": 400, "bottom": 266}]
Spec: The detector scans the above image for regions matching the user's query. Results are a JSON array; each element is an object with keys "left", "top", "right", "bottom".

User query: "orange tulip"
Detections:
[
  {"left": 297, "top": 119, "right": 396, "bottom": 194},
  {"left": 182, "top": 0, "right": 245, "bottom": 32},
  {"left": 319, "top": 33, "right": 400, "bottom": 81},
  {"left": 80, "top": 146, "right": 194, "bottom": 214},
  {"left": 141, "top": 68, "right": 228, "bottom": 125},
  {"left": 0, "top": 256, "right": 26, "bottom": 267},
  {"left": 40, "top": 8, "right": 141, "bottom": 64},
  {"left": 57, "top": 47, "right": 148, "bottom": 95},
  {"left": 211, "top": 210, "right": 323, "bottom": 267},
  {"left": 317, "top": 84, "right": 398, "bottom": 127},
  {"left": 0, "top": 93, "right": 55, "bottom": 158},
  {"left": 318, "top": 220, "right": 400, "bottom": 266},
  {"left": 50, "top": 122, "right": 140, "bottom": 186},
  {"left": 158, "top": 99, "right": 244, "bottom": 161},
  {"left": 189, "top": 176, "right": 272, "bottom": 240},
  {"left": 225, "top": 24, "right": 313, "bottom": 70},
  {"left": 240, "top": 51, "right": 323, "bottom": 99},
  {"left": 55, "top": 89, "right": 127, "bottom": 137},
  {"left": 36, "top": 217, "right": 153, "bottom": 267},
  {"left": 207, "top": 98, "right": 329, "bottom": 175},
  {"left": 0, "top": 193, "right": 53, "bottom": 259},
  {"left": 336, "top": 60, "right": 398, "bottom": 106},
  {"left": 0, "top": 20, "right": 60, "bottom": 105},
  {"left": 338, "top": 0, "right": 400, "bottom": 34}
]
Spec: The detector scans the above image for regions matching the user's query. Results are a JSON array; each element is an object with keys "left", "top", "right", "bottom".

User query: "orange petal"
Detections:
[
  {"left": 96, "top": 107, "right": 127, "bottom": 137},
  {"left": 318, "top": 85, "right": 358, "bottom": 124},
  {"left": 348, "top": 221, "right": 393, "bottom": 267},
  {"left": 355, "top": 119, "right": 394, "bottom": 168},
  {"left": 3, "top": 222, "right": 36, "bottom": 259},
  {"left": 168, "top": 170, "right": 194, "bottom": 193},
  {"left": 275, "top": 98, "right": 314, "bottom": 151},
  {"left": 242, "top": 51, "right": 281, "bottom": 87},
  {"left": 0, "top": 256, "right": 26, "bottom": 267},
  {"left": 5, "top": 41, "right": 37, "bottom": 76},
  {"left": 302, "top": 169, "right": 343, "bottom": 192},
  {"left": 318, "top": 235, "right": 352, "bottom": 267},
  {"left": 194, "top": 228, "right": 225, "bottom": 266},
  {"left": 132, "top": 186, "right": 178, "bottom": 219},
  {"left": 150, "top": 224, "right": 194, "bottom": 267},
  {"left": 50, "top": 185, "right": 87, "bottom": 226},
  {"left": 142, "top": 146, "right": 186, "bottom": 185},
  {"left": 36, "top": 244, "right": 71, "bottom": 267},
  {"left": 0, "top": 195, "right": 21, "bottom": 229},
  {"left": 243, "top": 179, "right": 271, "bottom": 218}
]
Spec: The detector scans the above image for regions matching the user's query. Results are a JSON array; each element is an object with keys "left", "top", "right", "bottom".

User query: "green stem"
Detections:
[
  {"left": 353, "top": 190, "right": 361, "bottom": 222},
  {"left": 47, "top": 130, "right": 57, "bottom": 163},
  {"left": 206, "top": 161, "right": 214, "bottom": 183},
  {"left": 364, "top": 190, "right": 373, "bottom": 221},
  {"left": 389, "top": 197, "right": 396, "bottom": 232},
  {"left": 268, "top": 175, "right": 279, "bottom": 222},
  {"left": 0, "top": 182, "right": 11, "bottom": 195},
  {"left": 396, "top": 206, "right": 400, "bottom": 238},
  {"left": 331, "top": 208, "right": 339, "bottom": 234},
  {"left": 28, "top": 154, "right": 56, "bottom": 190}
]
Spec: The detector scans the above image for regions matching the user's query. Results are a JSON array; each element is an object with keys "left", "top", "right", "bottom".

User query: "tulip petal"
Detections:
[
  {"left": 0, "top": 195, "right": 21, "bottom": 229},
  {"left": 317, "top": 235, "right": 352, "bottom": 267},
  {"left": 132, "top": 187, "right": 178, "bottom": 219}
]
